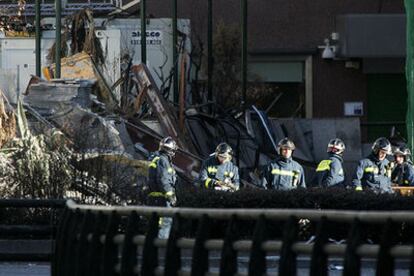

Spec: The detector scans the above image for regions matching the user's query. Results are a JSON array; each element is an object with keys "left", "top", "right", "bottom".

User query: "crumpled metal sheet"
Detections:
[
  {"left": 126, "top": 118, "right": 202, "bottom": 182},
  {"left": 131, "top": 64, "right": 194, "bottom": 152}
]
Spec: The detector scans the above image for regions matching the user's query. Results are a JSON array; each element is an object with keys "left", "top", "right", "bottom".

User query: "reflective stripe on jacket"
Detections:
[
  {"left": 198, "top": 155, "right": 240, "bottom": 190},
  {"left": 314, "top": 154, "right": 345, "bottom": 188},
  {"left": 148, "top": 151, "right": 176, "bottom": 198},
  {"left": 352, "top": 154, "right": 392, "bottom": 193},
  {"left": 263, "top": 156, "right": 305, "bottom": 190},
  {"left": 392, "top": 161, "right": 414, "bottom": 186}
]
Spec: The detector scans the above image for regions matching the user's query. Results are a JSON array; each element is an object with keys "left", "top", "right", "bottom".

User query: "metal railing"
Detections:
[
  {"left": 52, "top": 200, "right": 414, "bottom": 275},
  {"left": 0, "top": 199, "right": 66, "bottom": 262}
]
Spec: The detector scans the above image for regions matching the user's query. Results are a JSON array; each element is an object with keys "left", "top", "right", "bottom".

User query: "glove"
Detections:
[{"left": 355, "top": 186, "right": 363, "bottom": 191}]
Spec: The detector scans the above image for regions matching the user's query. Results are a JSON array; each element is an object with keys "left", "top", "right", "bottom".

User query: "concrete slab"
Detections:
[
  {"left": 0, "top": 263, "right": 50, "bottom": 276},
  {"left": 335, "top": 118, "right": 362, "bottom": 161},
  {"left": 312, "top": 119, "right": 337, "bottom": 162},
  {"left": 272, "top": 118, "right": 314, "bottom": 162}
]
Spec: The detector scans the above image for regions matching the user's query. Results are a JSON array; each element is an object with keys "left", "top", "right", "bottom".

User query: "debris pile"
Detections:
[{"left": 0, "top": 8, "right": 367, "bottom": 204}]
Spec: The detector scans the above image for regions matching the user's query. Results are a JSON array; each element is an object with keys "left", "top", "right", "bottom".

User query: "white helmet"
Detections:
[
  {"left": 159, "top": 137, "right": 178, "bottom": 157},
  {"left": 327, "top": 138, "right": 346, "bottom": 155}
]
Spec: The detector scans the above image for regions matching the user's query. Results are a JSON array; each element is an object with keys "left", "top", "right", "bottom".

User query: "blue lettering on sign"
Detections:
[{"left": 131, "top": 31, "right": 162, "bottom": 38}]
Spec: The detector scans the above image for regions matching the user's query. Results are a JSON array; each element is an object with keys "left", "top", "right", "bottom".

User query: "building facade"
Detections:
[{"left": 142, "top": 0, "right": 406, "bottom": 142}]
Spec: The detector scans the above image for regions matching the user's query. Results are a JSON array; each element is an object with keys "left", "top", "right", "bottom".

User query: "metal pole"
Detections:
[
  {"left": 35, "top": 0, "right": 41, "bottom": 77},
  {"left": 207, "top": 0, "right": 213, "bottom": 112},
  {"left": 55, "top": 0, "right": 61, "bottom": 78},
  {"left": 172, "top": 0, "right": 178, "bottom": 104},
  {"left": 241, "top": 0, "right": 247, "bottom": 111},
  {"left": 140, "top": 0, "right": 146, "bottom": 64}
]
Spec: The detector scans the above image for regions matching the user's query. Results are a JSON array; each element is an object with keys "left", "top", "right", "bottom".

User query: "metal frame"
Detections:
[
  {"left": 0, "top": 3, "right": 117, "bottom": 16},
  {"left": 53, "top": 200, "right": 414, "bottom": 275}
]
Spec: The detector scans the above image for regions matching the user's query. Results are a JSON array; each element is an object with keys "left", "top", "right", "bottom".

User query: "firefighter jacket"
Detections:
[
  {"left": 314, "top": 154, "right": 345, "bottom": 188},
  {"left": 391, "top": 160, "right": 414, "bottom": 186},
  {"left": 352, "top": 154, "right": 392, "bottom": 193},
  {"left": 262, "top": 156, "right": 306, "bottom": 190},
  {"left": 147, "top": 151, "right": 177, "bottom": 200},
  {"left": 198, "top": 155, "right": 240, "bottom": 190}
]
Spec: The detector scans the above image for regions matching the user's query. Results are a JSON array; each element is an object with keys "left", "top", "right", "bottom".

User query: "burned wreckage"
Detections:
[
  {"left": 20, "top": 56, "right": 274, "bottom": 203},
  {"left": 17, "top": 50, "right": 363, "bottom": 205},
  {"left": 0, "top": 8, "right": 364, "bottom": 203}
]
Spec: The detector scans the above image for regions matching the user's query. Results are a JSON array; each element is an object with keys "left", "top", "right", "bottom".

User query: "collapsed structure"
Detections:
[{"left": 0, "top": 5, "right": 397, "bottom": 203}]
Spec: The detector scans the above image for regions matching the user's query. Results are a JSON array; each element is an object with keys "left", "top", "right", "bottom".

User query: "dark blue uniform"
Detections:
[
  {"left": 391, "top": 161, "right": 414, "bottom": 186},
  {"left": 147, "top": 151, "right": 176, "bottom": 238},
  {"left": 352, "top": 154, "right": 392, "bottom": 193},
  {"left": 198, "top": 155, "right": 240, "bottom": 190},
  {"left": 263, "top": 156, "right": 305, "bottom": 190},
  {"left": 314, "top": 154, "right": 345, "bottom": 188},
  {"left": 148, "top": 151, "right": 177, "bottom": 198}
]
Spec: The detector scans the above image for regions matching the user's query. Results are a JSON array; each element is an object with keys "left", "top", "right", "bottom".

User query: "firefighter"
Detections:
[
  {"left": 198, "top": 142, "right": 240, "bottom": 191},
  {"left": 262, "top": 138, "right": 306, "bottom": 190},
  {"left": 391, "top": 145, "right": 414, "bottom": 186},
  {"left": 352, "top": 137, "right": 393, "bottom": 193},
  {"left": 314, "top": 138, "right": 346, "bottom": 188},
  {"left": 147, "top": 136, "right": 178, "bottom": 238}
]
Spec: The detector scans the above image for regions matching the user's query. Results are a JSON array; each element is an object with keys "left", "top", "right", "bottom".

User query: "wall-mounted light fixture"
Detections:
[{"left": 318, "top": 32, "right": 339, "bottom": 59}]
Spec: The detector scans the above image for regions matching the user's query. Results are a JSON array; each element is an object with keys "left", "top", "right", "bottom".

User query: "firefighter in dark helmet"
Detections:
[
  {"left": 391, "top": 145, "right": 414, "bottom": 186},
  {"left": 147, "top": 136, "right": 178, "bottom": 238},
  {"left": 262, "top": 138, "right": 305, "bottom": 190},
  {"left": 198, "top": 142, "right": 240, "bottom": 191},
  {"left": 352, "top": 137, "right": 393, "bottom": 193},
  {"left": 314, "top": 138, "right": 346, "bottom": 188}
]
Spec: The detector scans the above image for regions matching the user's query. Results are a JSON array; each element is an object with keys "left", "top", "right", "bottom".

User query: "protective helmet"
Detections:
[
  {"left": 159, "top": 136, "right": 178, "bottom": 157},
  {"left": 394, "top": 145, "right": 411, "bottom": 158},
  {"left": 215, "top": 142, "right": 233, "bottom": 159},
  {"left": 277, "top": 138, "right": 295, "bottom": 154},
  {"left": 327, "top": 138, "right": 346, "bottom": 155},
  {"left": 371, "top": 137, "right": 392, "bottom": 155}
]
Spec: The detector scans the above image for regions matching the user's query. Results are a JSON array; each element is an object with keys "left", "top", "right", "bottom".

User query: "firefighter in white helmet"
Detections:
[
  {"left": 147, "top": 137, "right": 178, "bottom": 238},
  {"left": 198, "top": 142, "right": 240, "bottom": 191},
  {"left": 313, "top": 138, "right": 346, "bottom": 188},
  {"left": 352, "top": 137, "right": 392, "bottom": 193}
]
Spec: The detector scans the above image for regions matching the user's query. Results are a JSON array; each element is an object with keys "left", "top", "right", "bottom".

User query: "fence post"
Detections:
[
  {"left": 86, "top": 212, "right": 107, "bottom": 276},
  {"left": 191, "top": 215, "right": 211, "bottom": 276},
  {"left": 74, "top": 210, "right": 93, "bottom": 276},
  {"left": 102, "top": 211, "right": 120, "bottom": 276},
  {"left": 343, "top": 218, "right": 363, "bottom": 276},
  {"left": 141, "top": 212, "right": 160, "bottom": 276},
  {"left": 164, "top": 214, "right": 184, "bottom": 276},
  {"left": 248, "top": 215, "right": 268, "bottom": 276},
  {"left": 53, "top": 208, "right": 71, "bottom": 276},
  {"left": 310, "top": 217, "right": 329, "bottom": 276},
  {"left": 120, "top": 211, "right": 140, "bottom": 276},
  {"left": 278, "top": 216, "right": 298, "bottom": 276},
  {"left": 219, "top": 215, "right": 239, "bottom": 276},
  {"left": 376, "top": 219, "right": 397, "bottom": 276},
  {"left": 64, "top": 209, "right": 82, "bottom": 276}
]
